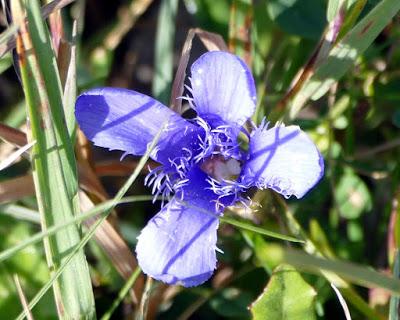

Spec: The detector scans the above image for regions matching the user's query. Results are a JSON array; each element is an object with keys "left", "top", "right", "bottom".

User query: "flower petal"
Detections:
[
  {"left": 241, "top": 124, "right": 324, "bottom": 198},
  {"left": 75, "top": 87, "right": 198, "bottom": 163},
  {"left": 190, "top": 51, "right": 256, "bottom": 127},
  {"left": 136, "top": 168, "right": 222, "bottom": 287}
]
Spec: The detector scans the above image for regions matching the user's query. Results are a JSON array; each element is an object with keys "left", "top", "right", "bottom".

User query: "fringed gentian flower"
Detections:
[{"left": 75, "top": 51, "right": 324, "bottom": 287}]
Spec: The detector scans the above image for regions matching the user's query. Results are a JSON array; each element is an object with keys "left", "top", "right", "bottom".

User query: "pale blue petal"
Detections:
[
  {"left": 136, "top": 168, "right": 222, "bottom": 287},
  {"left": 190, "top": 51, "right": 256, "bottom": 127},
  {"left": 75, "top": 87, "right": 199, "bottom": 165},
  {"left": 241, "top": 124, "right": 324, "bottom": 198}
]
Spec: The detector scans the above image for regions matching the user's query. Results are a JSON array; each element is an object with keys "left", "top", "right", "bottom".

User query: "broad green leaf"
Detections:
[
  {"left": 250, "top": 265, "right": 317, "bottom": 320},
  {"left": 152, "top": 0, "right": 178, "bottom": 105},
  {"left": 267, "top": 0, "right": 326, "bottom": 40},
  {"left": 288, "top": 0, "right": 400, "bottom": 118},
  {"left": 335, "top": 168, "right": 372, "bottom": 219}
]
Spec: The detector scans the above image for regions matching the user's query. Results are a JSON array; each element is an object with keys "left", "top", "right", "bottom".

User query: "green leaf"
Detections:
[
  {"left": 63, "top": 22, "right": 78, "bottom": 140},
  {"left": 100, "top": 268, "right": 141, "bottom": 320},
  {"left": 0, "top": 52, "right": 12, "bottom": 74},
  {"left": 152, "top": 0, "right": 179, "bottom": 105},
  {"left": 12, "top": 0, "right": 95, "bottom": 317},
  {"left": 244, "top": 232, "right": 283, "bottom": 272},
  {"left": 288, "top": 0, "right": 400, "bottom": 118},
  {"left": 335, "top": 168, "right": 372, "bottom": 219},
  {"left": 327, "top": 0, "right": 341, "bottom": 22},
  {"left": 250, "top": 264, "right": 317, "bottom": 320},
  {"left": 267, "top": 0, "right": 326, "bottom": 40}
]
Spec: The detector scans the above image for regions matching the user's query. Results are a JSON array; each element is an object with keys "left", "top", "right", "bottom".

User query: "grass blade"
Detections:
[
  {"left": 152, "top": 0, "right": 179, "bottom": 105},
  {"left": 287, "top": 0, "right": 400, "bottom": 119},
  {"left": 100, "top": 267, "right": 141, "bottom": 320},
  {"left": 283, "top": 248, "right": 400, "bottom": 295},
  {"left": 0, "top": 203, "right": 40, "bottom": 223},
  {"left": 12, "top": 0, "right": 95, "bottom": 317},
  {"left": 220, "top": 214, "right": 304, "bottom": 243},
  {"left": 178, "top": 200, "right": 304, "bottom": 243},
  {"left": 63, "top": 21, "right": 77, "bottom": 139}
]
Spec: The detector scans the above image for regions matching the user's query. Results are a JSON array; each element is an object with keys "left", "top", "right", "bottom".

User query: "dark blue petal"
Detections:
[
  {"left": 190, "top": 51, "right": 256, "bottom": 127},
  {"left": 75, "top": 87, "right": 198, "bottom": 164},
  {"left": 241, "top": 124, "right": 324, "bottom": 198},
  {"left": 136, "top": 168, "right": 223, "bottom": 287}
]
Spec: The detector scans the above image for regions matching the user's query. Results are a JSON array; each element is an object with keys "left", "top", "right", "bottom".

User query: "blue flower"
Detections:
[{"left": 75, "top": 51, "right": 324, "bottom": 287}]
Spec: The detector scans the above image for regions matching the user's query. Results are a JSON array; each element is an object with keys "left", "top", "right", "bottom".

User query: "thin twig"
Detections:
[
  {"left": 136, "top": 277, "right": 154, "bottom": 320},
  {"left": 351, "top": 139, "right": 400, "bottom": 159},
  {"left": 170, "top": 28, "right": 228, "bottom": 113},
  {"left": 13, "top": 274, "right": 34, "bottom": 320}
]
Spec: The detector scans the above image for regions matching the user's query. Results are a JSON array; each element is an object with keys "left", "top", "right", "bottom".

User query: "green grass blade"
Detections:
[
  {"left": 282, "top": 248, "right": 400, "bottom": 295},
  {"left": 0, "top": 23, "right": 18, "bottom": 47},
  {"left": 100, "top": 267, "right": 141, "bottom": 320},
  {"left": 13, "top": 0, "right": 94, "bottom": 317},
  {"left": 220, "top": 214, "right": 304, "bottom": 243},
  {"left": 152, "top": 0, "right": 178, "bottom": 105},
  {"left": 63, "top": 21, "right": 78, "bottom": 140},
  {"left": 0, "top": 203, "right": 40, "bottom": 223},
  {"left": 288, "top": 0, "right": 400, "bottom": 119},
  {"left": 0, "top": 52, "right": 12, "bottom": 73},
  {"left": 327, "top": 0, "right": 342, "bottom": 22},
  {"left": 25, "top": 0, "right": 78, "bottom": 198},
  {"left": 177, "top": 200, "right": 304, "bottom": 243}
]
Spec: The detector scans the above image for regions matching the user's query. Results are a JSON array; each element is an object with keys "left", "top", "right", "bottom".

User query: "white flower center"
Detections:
[{"left": 201, "top": 156, "right": 241, "bottom": 181}]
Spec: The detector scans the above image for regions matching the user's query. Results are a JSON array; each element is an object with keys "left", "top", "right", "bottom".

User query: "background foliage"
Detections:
[{"left": 0, "top": 0, "right": 400, "bottom": 319}]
